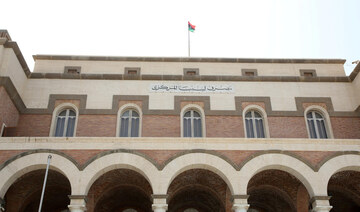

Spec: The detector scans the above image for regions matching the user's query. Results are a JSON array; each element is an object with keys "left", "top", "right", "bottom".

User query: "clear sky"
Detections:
[{"left": 2, "top": 0, "right": 359, "bottom": 74}]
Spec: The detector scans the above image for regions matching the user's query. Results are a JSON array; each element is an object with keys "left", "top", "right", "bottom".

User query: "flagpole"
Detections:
[
  {"left": 38, "top": 155, "right": 52, "bottom": 212},
  {"left": 188, "top": 24, "right": 190, "bottom": 57}
]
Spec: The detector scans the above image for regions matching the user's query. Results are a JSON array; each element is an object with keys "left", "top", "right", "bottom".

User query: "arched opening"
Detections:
[
  {"left": 4, "top": 169, "right": 71, "bottom": 212},
  {"left": 328, "top": 170, "right": 360, "bottom": 212},
  {"left": 247, "top": 170, "right": 310, "bottom": 212},
  {"left": 86, "top": 169, "right": 152, "bottom": 212},
  {"left": 167, "top": 169, "right": 230, "bottom": 212}
]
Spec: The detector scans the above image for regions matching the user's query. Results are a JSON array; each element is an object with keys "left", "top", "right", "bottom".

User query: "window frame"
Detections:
[
  {"left": 116, "top": 103, "right": 142, "bottom": 137},
  {"left": 304, "top": 105, "right": 333, "bottom": 139},
  {"left": 181, "top": 104, "right": 206, "bottom": 138},
  {"left": 49, "top": 103, "right": 79, "bottom": 137},
  {"left": 0, "top": 123, "right": 6, "bottom": 137},
  {"left": 242, "top": 105, "right": 270, "bottom": 138}
]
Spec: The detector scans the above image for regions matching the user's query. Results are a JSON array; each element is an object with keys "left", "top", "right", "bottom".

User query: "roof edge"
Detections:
[
  {"left": 33, "top": 55, "right": 346, "bottom": 64},
  {"left": 349, "top": 62, "right": 360, "bottom": 81}
]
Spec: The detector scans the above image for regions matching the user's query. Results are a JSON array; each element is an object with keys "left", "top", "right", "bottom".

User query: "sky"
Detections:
[{"left": 2, "top": 0, "right": 359, "bottom": 75}]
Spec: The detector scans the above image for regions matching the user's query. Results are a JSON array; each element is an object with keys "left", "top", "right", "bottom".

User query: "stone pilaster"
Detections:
[
  {"left": 232, "top": 195, "right": 250, "bottom": 212},
  {"left": 152, "top": 194, "right": 168, "bottom": 212},
  {"left": 310, "top": 196, "right": 332, "bottom": 212},
  {"left": 68, "top": 195, "right": 87, "bottom": 212}
]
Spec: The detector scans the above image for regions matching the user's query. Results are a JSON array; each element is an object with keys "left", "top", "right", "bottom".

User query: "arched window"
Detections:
[
  {"left": 306, "top": 111, "right": 328, "bottom": 138},
  {"left": 120, "top": 109, "right": 140, "bottom": 137},
  {"left": 55, "top": 109, "right": 76, "bottom": 137},
  {"left": 183, "top": 110, "right": 202, "bottom": 137},
  {"left": 245, "top": 110, "right": 265, "bottom": 138}
]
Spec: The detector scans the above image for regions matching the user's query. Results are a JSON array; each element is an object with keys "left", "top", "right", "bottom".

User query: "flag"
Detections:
[{"left": 188, "top": 21, "right": 196, "bottom": 32}]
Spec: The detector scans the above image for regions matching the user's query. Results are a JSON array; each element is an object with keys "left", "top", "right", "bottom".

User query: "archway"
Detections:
[
  {"left": 327, "top": 170, "right": 360, "bottom": 212},
  {"left": 86, "top": 169, "right": 153, "bottom": 212},
  {"left": 247, "top": 170, "right": 310, "bottom": 212},
  {"left": 4, "top": 169, "right": 71, "bottom": 212},
  {"left": 167, "top": 169, "right": 231, "bottom": 212}
]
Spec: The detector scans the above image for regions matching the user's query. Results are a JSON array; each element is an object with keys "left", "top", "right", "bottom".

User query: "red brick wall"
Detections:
[
  {"left": 142, "top": 115, "right": 180, "bottom": 137},
  {"left": 15, "top": 114, "right": 52, "bottom": 136},
  {"left": 206, "top": 116, "right": 244, "bottom": 137},
  {"left": 268, "top": 117, "right": 308, "bottom": 138},
  {"left": 0, "top": 86, "right": 19, "bottom": 127},
  {"left": 76, "top": 115, "right": 117, "bottom": 137},
  {"left": 331, "top": 117, "right": 360, "bottom": 139}
]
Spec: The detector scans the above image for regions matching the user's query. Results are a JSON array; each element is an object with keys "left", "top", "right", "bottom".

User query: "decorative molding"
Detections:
[
  {"left": 309, "top": 196, "right": 331, "bottom": 204},
  {"left": 28, "top": 72, "right": 351, "bottom": 82},
  {"left": 33, "top": 55, "right": 346, "bottom": 64}
]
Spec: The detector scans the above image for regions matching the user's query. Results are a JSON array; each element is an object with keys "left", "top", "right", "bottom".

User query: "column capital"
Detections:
[
  {"left": 68, "top": 195, "right": 87, "bottom": 212},
  {"left": 152, "top": 203, "right": 168, "bottom": 212},
  {"left": 152, "top": 194, "right": 168, "bottom": 212},
  {"left": 232, "top": 204, "right": 250, "bottom": 212},
  {"left": 232, "top": 195, "right": 249, "bottom": 212},
  {"left": 310, "top": 196, "right": 332, "bottom": 212}
]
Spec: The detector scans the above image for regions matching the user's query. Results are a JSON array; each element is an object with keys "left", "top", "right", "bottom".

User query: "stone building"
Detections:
[{"left": 0, "top": 29, "right": 360, "bottom": 212}]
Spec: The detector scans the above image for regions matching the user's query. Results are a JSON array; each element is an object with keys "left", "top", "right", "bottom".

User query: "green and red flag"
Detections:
[{"left": 188, "top": 21, "right": 196, "bottom": 32}]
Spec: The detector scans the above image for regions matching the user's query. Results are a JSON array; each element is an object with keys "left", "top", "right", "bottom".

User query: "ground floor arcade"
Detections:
[{"left": 0, "top": 138, "right": 359, "bottom": 212}]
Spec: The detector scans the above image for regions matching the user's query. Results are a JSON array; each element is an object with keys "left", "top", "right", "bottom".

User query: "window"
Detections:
[
  {"left": 183, "top": 110, "right": 202, "bottom": 137},
  {"left": 124, "top": 67, "right": 141, "bottom": 75},
  {"left": 304, "top": 106, "right": 333, "bottom": 139},
  {"left": 64, "top": 66, "right": 81, "bottom": 74},
  {"left": 55, "top": 109, "right": 76, "bottom": 137},
  {"left": 245, "top": 110, "right": 265, "bottom": 138},
  {"left": 0, "top": 123, "right": 6, "bottom": 137},
  {"left": 306, "top": 111, "right": 328, "bottom": 138},
  {"left": 120, "top": 109, "right": 140, "bottom": 137},
  {"left": 300, "top": 69, "right": 317, "bottom": 77},
  {"left": 242, "top": 69, "right": 258, "bottom": 77},
  {"left": 184, "top": 68, "right": 199, "bottom": 76}
]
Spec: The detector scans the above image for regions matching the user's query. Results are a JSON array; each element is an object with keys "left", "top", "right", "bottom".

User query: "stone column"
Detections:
[
  {"left": 68, "top": 195, "right": 87, "bottom": 212},
  {"left": 152, "top": 194, "right": 168, "bottom": 212},
  {"left": 232, "top": 195, "right": 250, "bottom": 212},
  {"left": 310, "top": 196, "right": 332, "bottom": 212}
]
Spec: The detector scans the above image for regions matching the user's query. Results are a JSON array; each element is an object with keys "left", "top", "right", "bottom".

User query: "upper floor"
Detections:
[{"left": 1, "top": 29, "right": 360, "bottom": 139}]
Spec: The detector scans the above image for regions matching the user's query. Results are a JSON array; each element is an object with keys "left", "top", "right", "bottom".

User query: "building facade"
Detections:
[{"left": 0, "top": 30, "right": 360, "bottom": 212}]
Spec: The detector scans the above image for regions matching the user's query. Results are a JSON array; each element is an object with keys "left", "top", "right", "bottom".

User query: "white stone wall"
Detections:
[{"left": 33, "top": 59, "right": 346, "bottom": 77}]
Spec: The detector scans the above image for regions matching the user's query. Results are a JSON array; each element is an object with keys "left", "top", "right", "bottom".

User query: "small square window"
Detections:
[
  {"left": 184, "top": 68, "right": 199, "bottom": 76},
  {"left": 242, "top": 69, "right": 258, "bottom": 76},
  {"left": 64, "top": 66, "right": 81, "bottom": 74},
  {"left": 125, "top": 67, "right": 141, "bottom": 75},
  {"left": 300, "top": 69, "right": 317, "bottom": 77}
]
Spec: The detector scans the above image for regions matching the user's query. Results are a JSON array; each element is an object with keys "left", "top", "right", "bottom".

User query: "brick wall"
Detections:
[
  {"left": 206, "top": 116, "right": 244, "bottom": 137},
  {"left": 15, "top": 114, "right": 52, "bottom": 136},
  {"left": 0, "top": 86, "right": 19, "bottom": 128},
  {"left": 142, "top": 115, "right": 180, "bottom": 137},
  {"left": 76, "top": 115, "right": 117, "bottom": 137},
  {"left": 331, "top": 117, "right": 360, "bottom": 139},
  {"left": 268, "top": 117, "right": 308, "bottom": 138}
]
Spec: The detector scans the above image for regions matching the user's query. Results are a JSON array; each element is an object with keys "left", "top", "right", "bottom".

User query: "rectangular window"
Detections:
[
  {"left": 64, "top": 66, "right": 81, "bottom": 74},
  {"left": 125, "top": 67, "right": 141, "bottom": 76},
  {"left": 184, "top": 68, "right": 199, "bottom": 76},
  {"left": 242, "top": 69, "right": 258, "bottom": 76},
  {"left": 300, "top": 69, "right": 317, "bottom": 77}
]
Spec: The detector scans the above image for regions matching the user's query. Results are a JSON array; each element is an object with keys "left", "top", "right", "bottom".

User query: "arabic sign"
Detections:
[{"left": 150, "top": 84, "right": 234, "bottom": 93}]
